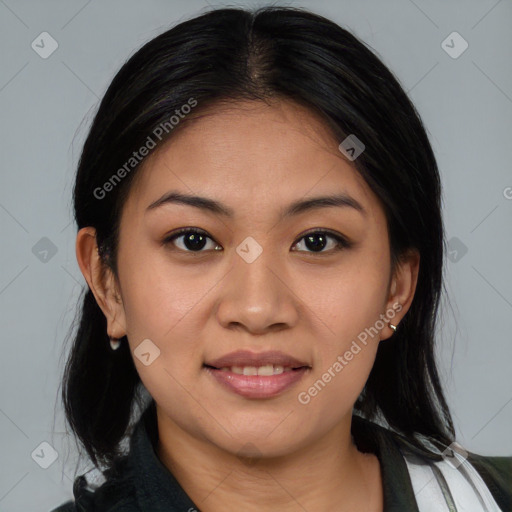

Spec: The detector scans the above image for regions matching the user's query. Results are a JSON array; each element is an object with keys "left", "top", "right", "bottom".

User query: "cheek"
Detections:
[
  {"left": 119, "top": 249, "right": 211, "bottom": 341},
  {"left": 299, "top": 352, "right": 376, "bottom": 431},
  {"left": 117, "top": 253, "right": 219, "bottom": 396},
  {"left": 298, "top": 322, "right": 380, "bottom": 423},
  {"left": 297, "top": 259, "right": 389, "bottom": 345},
  {"left": 294, "top": 252, "right": 388, "bottom": 405}
]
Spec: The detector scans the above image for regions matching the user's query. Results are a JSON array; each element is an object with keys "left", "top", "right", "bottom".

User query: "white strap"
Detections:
[{"left": 404, "top": 451, "right": 503, "bottom": 512}]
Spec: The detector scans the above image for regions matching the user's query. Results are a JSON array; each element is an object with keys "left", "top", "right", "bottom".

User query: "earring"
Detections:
[
  {"left": 109, "top": 335, "right": 121, "bottom": 351},
  {"left": 389, "top": 324, "right": 397, "bottom": 332}
]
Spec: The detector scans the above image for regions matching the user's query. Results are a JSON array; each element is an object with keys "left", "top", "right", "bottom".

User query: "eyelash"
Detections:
[{"left": 162, "top": 227, "right": 352, "bottom": 254}]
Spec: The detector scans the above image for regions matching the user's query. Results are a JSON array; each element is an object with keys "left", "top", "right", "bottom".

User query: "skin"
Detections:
[{"left": 76, "top": 98, "right": 419, "bottom": 512}]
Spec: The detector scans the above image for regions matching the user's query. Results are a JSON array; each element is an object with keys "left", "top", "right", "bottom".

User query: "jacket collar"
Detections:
[
  {"left": 130, "top": 402, "right": 199, "bottom": 511},
  {"left": 128, "top": 402, "right": 421, "bottom": 511},
  {"left": 351, "top": 414, "right": 421, "bottom": 512}
]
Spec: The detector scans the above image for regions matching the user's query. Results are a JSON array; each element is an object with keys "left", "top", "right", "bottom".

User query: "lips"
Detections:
[
  {"left": 204, "top": 349, "right": 311, "bottom": 370},
  {"left": 203, "top": 350, "right": 312, "bottom": 399}
]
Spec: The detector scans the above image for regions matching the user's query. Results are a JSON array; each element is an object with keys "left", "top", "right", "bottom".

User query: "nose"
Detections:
[{"left": 215, "top": 241, "right": 300, "bottom": 335}]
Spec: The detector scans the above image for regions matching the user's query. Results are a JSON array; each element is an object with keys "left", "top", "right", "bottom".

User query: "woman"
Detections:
[{"left": 52, "top": 5, "right": 511, "bottom": 511}]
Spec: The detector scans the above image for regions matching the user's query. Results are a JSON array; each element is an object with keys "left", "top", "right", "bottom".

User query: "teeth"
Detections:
[
  {"left": 257, "top": 364, "right": 276, "bottom": 376},
  {"left": 220, "top": 365, "right": 293, "bottom": 375}
]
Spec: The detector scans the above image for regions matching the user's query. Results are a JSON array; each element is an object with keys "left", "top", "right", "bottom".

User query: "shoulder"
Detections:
[
  {"left": 469, "top": 451, "right": 512, "bottom": 477},
  {"left": 398, "top": 435, "right": 512, "bottom": 511},
  {"left": 353, "top": 417, "right": 512, "bottom": 510},
  {"left": 50, "top": 476, "right": 138, "bottom": 512},
  {"left": 49, "top": 458, "right": 140, "bottom": 512},
  {"left": 468, "top": 452, "right": 512, "bottom": 509}
]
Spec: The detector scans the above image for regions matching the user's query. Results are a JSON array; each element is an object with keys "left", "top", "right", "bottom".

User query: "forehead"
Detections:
[{"left": 123, "top": 99, "right": 381, "bottom": 222}]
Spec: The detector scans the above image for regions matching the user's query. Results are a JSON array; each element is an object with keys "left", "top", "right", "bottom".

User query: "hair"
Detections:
[{"left": 60, "top": 5, "right": 456, "bottom": 475}]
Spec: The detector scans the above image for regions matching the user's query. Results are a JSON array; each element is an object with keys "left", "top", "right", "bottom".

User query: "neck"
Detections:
[{"left": 156, "top": 409, "right": 383, "bottom": 512}]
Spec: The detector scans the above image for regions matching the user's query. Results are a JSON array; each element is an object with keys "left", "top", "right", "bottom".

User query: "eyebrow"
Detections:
[{"left": 146, "top": 190, "right": 366, "bottom": 218}]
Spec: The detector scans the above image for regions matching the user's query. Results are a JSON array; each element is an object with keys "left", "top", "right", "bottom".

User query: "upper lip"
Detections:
[{"left": 204, "top": 350, "right": 311, "bottom": 369}]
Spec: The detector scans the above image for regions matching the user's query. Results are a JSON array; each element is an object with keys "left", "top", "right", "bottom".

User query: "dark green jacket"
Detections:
[{"left": 51, "top": 404, "right": 512, "bottom": 511}]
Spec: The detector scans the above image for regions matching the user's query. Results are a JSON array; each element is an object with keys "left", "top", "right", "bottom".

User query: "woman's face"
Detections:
[{"left": 86, "top": 99, "right": 418, "bottom": 458}]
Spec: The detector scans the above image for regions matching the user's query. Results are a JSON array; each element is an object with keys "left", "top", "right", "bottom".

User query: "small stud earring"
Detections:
[
  {"left": 109, "top": 336, "right": 121, "bottom": 351},
  {"left": 389, "top": 324, "right": 397, "bottom": 332}
]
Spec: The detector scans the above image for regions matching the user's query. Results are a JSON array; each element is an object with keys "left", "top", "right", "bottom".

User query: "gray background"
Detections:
[{"left": 0, "top": 0, "right": 511, "bottom": 510}]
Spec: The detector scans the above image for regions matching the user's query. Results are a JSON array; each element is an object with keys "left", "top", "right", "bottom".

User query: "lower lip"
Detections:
[{"left": 204, "top": 366, "right": 309, "bottom": 399}]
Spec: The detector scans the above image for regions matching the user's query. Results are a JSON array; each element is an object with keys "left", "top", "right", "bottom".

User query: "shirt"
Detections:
[{"left": 51, "top": 402, "right": 512, "bottom": 511}]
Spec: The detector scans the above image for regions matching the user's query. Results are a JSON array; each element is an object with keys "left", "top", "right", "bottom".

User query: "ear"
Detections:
[
  {"left": 381, "top": 248, "right": 420, "bottom": 340},
  {"left": 75, "top": 227, "right": 127, "bottom": 339}
]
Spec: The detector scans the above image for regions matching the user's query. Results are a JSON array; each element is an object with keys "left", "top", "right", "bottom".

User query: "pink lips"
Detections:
[
  {"left": 203, "top": 349, "right": 311, "bottom": 399},
  {"left": 204, "top": 349, "right": 310, "bottom": 369}
]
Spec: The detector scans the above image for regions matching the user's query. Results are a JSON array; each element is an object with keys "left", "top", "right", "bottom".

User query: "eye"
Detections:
[
  {"left": 162, "top": 228, "right": 220, "bottom": 252},
  {"left": 291, "top": 229, "right": 351, "bottom": 254},
  {"left": 162, "top": 228, "right": 351, "bottom": 254}
]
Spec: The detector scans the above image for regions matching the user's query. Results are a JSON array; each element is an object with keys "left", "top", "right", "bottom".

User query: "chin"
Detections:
[{"left": 207, "top": 425, "right": 311, "bottom": 461}]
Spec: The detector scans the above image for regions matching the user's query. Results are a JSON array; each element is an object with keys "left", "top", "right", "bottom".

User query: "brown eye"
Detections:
[
  {"left": 291, "top": 230, "right": 351, "bottom": 253},
  {"left": 163, "top": 228, "right": 220, "bottom": 252}
]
